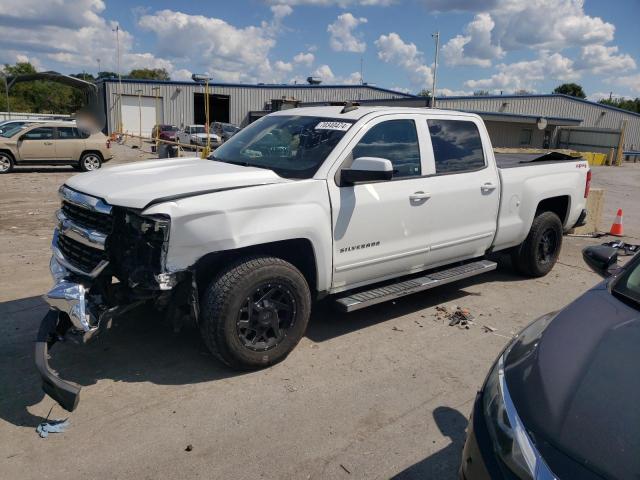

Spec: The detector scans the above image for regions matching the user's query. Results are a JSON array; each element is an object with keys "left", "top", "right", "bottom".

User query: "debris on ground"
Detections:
[
  {"left": 391, "top": 326, "right": 404, "bottom": 332},
  {"left": 434, "top": 305, "right": 475, "bottom": 329},
  {"left": 36, "top": 419, "right": 69, "bottom": 438},
  {"left": 340, "top": 464, "right": 352, "bottom": 474},
  {"left": 482, "top": 325, "right": 497, "bottom": 333},
  {"left": 185, "top": 444, "right": 193, "bottom": 452}
]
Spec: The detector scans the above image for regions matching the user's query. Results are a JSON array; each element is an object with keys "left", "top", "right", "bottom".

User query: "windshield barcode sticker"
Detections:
[{"left": 315, "top": 121, "right": 352, "bottom": 131}]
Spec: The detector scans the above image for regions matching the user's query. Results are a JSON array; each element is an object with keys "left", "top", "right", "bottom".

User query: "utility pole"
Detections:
[
  {"left": 113, "top": 25, "right": 123, "bottom": 132},
  {"left": 431, "top": 31, "right": 440, "bottom": 108},
  {"left": 3, "top": 74, "right": 10, "bottom": 120},
  {"left": 360, "top": 56, "right": 364, "bottom": 85},
  {"left": 97, "top": 58, "right": 101, "bottom": 75}
]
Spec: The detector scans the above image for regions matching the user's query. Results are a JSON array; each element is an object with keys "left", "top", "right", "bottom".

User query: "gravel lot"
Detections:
[{"left": 1, "top": 145, "right": 639, "bottom": 480}]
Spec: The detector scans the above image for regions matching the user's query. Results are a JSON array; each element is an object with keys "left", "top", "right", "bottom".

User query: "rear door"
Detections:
[
  {"left": 419, "top": 115, "right": 500, "bottom": 267},
  {"left": 17, "top": 126, "right": 55, "bottom": 161},
  {"left": 55, "top": 126, "right": 83, "bottom": 160}
]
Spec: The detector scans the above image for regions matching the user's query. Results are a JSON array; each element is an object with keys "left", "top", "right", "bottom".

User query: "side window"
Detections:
[
  {"left": 427, "top": 119, "right": 485, "bottom": 174},
  {"left": 58, "top": 127, "right": 79, "bottom": 139},
  {"left": 23, "top": 127, "right": 54, "bottom": 140},
  {"left": 519, "top": 128, "right": 532, "bottom": 146},
  {"left": 352, "top": 119, "right": 421, "bottom": 178}
]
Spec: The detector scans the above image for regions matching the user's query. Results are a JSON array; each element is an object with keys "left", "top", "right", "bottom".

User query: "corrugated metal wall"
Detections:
[
  {"left": 101, "top": 81, "right": 409, "bottom": 133},
  {"left": 484, "top": 121, "right": 545, "bottom": 148},
  {"left": 437, "top": 95, "right": 640, "bottom": 150}
]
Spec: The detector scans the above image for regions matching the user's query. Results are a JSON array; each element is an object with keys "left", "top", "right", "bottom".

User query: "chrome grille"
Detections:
[
  {"left": 61, "top": 201, "right": 113, "bottom": 232},
  {"left": 54, "top": 186, "right": 113, "bottom": 277},
  {"left": 57, "top": 234, "right": 106, "bottom": 273}
]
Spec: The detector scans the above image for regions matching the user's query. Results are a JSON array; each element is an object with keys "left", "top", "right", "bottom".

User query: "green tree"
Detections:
[
  {"left": 97, "top": 71, "right": 118, "bottom": 79},
  {"left": 417, "top": 88, "right": 431, "bottom": 97},
  {"left": 127, "top": 68, "right": 170, "bottom": 80},
  {"left": 473, "top": 90, "right": 490, "bottom": 96},
  {"left": 553, "top": 83, "right": 586, "bottom": 98},
  {"left": 598, "top": 97, "right": 640, "bottom": 114}
]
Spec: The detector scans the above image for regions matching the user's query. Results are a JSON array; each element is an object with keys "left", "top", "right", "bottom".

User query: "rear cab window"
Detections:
[{"left": 427, "top": 119, "right": 486, "bottom": 174}]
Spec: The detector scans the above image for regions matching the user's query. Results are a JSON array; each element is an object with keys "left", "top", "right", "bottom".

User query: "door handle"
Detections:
[
  {"left": 481, "top": 182, "right": 497, "bottom": 193},
  {"left": 410, "top": 191, "right": 431, "bottom": 201}
]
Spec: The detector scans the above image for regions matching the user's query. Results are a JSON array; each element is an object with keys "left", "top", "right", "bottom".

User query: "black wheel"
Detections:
[
  {"left": 0, "top": 151, "right": 14, "bottom": 173},
  {"left": 79, "top": 152, "right": 102, "bottom": 171},
  {"left": 511, "top": 211, "right": 563, "bottom": 277},
  {"left": 200, "top": 256, "right": 311, "bottom": 370}
]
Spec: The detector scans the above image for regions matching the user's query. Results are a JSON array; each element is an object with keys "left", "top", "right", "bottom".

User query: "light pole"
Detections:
[
  {"left": 431, "top": 31, "right": 440, "bottom": 108},
  {"left": 135, "top": 88, "right": 143, "bottom": 148},
  {"left": 192, "top": 73, "right": 213, "bottom": 158},
  {"left": 97, "top": 58, "right": 101, "bottom": 75},
  {"left": 151, "top": 86, "right": 160, "bottom": 151}
]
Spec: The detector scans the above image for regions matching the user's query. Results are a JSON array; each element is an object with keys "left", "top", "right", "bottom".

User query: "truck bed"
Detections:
[{"left": 495, "top": 151, "right": 583, "bottom": 169}]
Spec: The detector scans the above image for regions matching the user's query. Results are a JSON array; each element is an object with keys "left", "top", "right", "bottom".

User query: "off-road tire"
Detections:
[
  {"left": 79, "top": 152, "right": 103, "bottom": 172},
  {"left": 200, "top": 256, "right": 311, "bottom": 370},
  {"left": 0, "top": 151, "right": 14, "bottom": 174},
  {"left": 511, "top": 211, "right": 563, "bottom": 277}
]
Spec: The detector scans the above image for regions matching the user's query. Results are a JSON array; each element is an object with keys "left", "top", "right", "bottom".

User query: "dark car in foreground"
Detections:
[{"left": 460, "top": 242, "right": 640, "bottom": 480}]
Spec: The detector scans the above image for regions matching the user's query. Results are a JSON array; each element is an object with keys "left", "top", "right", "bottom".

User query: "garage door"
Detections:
[{"left": 120, "top": 95, "right": 162, "bottom": 137}]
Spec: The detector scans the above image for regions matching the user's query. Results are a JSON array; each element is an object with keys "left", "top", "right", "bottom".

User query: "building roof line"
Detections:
[
  {"left": 463, "top": 109, "right": 582, "bottom": 124},
  {"left": 436, "top": 93, "right": 640, "bottom": 119},
  {"left": 96, "top": 78, "right": 416, "bottom": 98}
]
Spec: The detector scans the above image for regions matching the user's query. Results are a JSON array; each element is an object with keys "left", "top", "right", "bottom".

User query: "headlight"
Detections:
[{"left": 483, "top": 313, "right": 558, "bottom": 479}]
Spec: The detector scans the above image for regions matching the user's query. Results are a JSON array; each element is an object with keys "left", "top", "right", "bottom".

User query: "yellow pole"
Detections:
[
  {"left": 201, "top": 80, "right": 211, "bottom": 159},
  {"left": 152, "top": 87, "right": 160, "bottom": 153},
  {"left": 135, "top": 89, "right": 142, "bottom": 148}
]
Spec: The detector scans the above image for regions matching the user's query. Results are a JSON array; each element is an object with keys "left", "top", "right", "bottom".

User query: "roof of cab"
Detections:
[{"left": 269, "top": 105, "right": 480, "bottom": 121}]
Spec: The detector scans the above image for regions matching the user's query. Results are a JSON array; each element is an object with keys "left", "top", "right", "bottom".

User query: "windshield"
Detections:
[
  {"left": 209, "top": 115, "right": 354, "bottom": 179},
  {"left": 0, "top": 125, "right": 26, "bottom": 138},
  {"left": 613, "top": 254, "right": 640, "bottom": 308},
  {"left": 223, "top": 125, "right": 238, "bottom": 133},
  {"left": 162, "top": 125, "right": 178, "bottom": 132},
  {"left": 191, "top": 126, "right": 206, "bottom": 134}
]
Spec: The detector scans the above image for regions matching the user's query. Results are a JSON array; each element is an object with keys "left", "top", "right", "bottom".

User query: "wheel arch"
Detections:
[
  {"left": 194, "top": 238, "right": 319, "bottom": 297},
  {"left": 79, "top": 149, "right": 104, "bottom": 161},
  {"left": 535, "top": 195, "right": 570, "bottom": 226}
]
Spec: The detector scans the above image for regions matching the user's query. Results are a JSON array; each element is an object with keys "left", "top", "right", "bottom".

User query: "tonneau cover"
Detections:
[{"left": 496, "top": 151, "right": 582, "bottom": 169}]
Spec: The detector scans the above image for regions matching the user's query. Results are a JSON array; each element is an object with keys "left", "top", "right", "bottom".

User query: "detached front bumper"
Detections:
[{"left": 36, "top": 256, "right": 140, "bottom": 411}]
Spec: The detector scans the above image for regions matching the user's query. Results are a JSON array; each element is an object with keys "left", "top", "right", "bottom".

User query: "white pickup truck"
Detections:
[{"left": 38, "top": 106, "right": 590, "bottom": 411}]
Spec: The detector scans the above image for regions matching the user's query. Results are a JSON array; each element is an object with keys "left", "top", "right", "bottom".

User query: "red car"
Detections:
[{"left": 151, "top": 124, "right": 178, "bottom": 142}]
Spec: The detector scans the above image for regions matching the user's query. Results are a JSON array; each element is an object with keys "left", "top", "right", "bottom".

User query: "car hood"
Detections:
[
  {"left": 505, "top": 284, "right": 640, "bottom": 480},
  {"left": 65, "top": 157, "right": 288, "bottom": 209},
  {"left": 192, "top": 133, "right": 218, "bottom": 139}
]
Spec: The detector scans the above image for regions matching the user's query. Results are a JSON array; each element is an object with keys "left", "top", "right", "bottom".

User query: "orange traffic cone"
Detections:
[{"left": 609, "top": 208, "right": 624, "bottom": 236}]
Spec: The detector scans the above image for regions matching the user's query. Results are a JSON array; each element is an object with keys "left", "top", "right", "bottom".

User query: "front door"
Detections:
[
  {"left": 17, "top": 126, "right": 55, "bottom": 161},
  {"left": 328, "top": 116, "right": 433, "bottom": 291}
]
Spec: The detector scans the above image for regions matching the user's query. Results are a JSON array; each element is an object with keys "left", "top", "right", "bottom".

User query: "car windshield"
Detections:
[
  {"left": 223, "top": 125, "right": 238, "bottom": 133},
  {"left": 162, "top": 125, "right": 178, "bottom": 132},
  {"left": 209, "top": 115, "right": 355, "bottom": 179},
  {"left": 0, "top": 125, "right": 26, "bottom": 138},
  {"left": 613, "top": 254, "right": 640, "bottom": 308},
  {"left": 192, "top": 126, "right": 206, "bottom": 134}
]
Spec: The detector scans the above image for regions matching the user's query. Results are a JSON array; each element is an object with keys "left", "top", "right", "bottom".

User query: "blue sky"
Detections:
[{"left": 1, "top": 0, "right": 639, "bottom": 99}]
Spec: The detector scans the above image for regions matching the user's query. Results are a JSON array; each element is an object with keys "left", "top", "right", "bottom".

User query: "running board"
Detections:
[{"left": 334, "top": 260, "right": 497, "bottom": 312}]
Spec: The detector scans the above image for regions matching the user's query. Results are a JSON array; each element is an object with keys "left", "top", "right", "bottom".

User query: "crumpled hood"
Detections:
[
  {"left": 65, "top": 157, "right": 287, "bottom": 209},
  {"left": 505, "top": 284, "right": 640, "bottom": 480}
]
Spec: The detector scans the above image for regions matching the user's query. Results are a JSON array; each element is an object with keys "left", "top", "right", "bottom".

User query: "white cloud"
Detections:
[
  {"left": 613, "top": 74, "right": 640, "bottom": 95},
  {"left": 442, "top": 13, "right": 504, "bottom": 67},
  {"left": 327, "top": 13, "right": 367, "bottom": 53},
  {"left": 308, "top": 65, "right": 361, "bottom": 84},
  {"left": 375, "top": 32, "right": 432, "bottom": 88},
  {"left": 576, "top": 45, "right": 636, "bottom": 75},
  {"left": 293, "top": 52, "right": 315, "bottom": 66},
  {"left": 138, "top": 8, "right": 292, "bottom": 83},
  {"left": 437, "top": 88, "right": 474, "bottom": 97},
  {"left": 464, "top": 52, "right": 577, "bottom": 92},
  {"left": 264, "top": 0, "right": 393, "bottom": 6}
]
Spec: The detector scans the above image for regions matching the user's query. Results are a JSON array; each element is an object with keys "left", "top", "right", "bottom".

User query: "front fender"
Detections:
[{"left": 143, "top": 180, "right": 333, "bottom": 292}]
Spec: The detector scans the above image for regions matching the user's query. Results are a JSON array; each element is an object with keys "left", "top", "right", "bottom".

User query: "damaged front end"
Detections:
[{"left": 37, "top": 185, "right": 195, "bottom": 412}]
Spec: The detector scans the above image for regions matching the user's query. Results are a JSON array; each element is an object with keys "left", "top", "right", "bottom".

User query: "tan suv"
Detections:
[{"left": 0, "top": 122, "right": 112, "bottom": 173}]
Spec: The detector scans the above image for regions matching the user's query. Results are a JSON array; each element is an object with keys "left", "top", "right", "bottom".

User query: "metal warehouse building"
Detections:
[
  {"left": 97, "top": 78, "right": 413, "bottom": 136},
  {"left": 436, "top": 94, "right": 640, "bottom": 155}
]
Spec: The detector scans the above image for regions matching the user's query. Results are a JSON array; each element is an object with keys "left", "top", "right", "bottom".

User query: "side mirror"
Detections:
[
  {"left": 341, "top": 157, "right": 393, "bottom": 185},
  {"left": 582, "top": 245, "right": 619, "bottom": 277}
]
